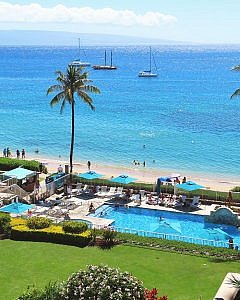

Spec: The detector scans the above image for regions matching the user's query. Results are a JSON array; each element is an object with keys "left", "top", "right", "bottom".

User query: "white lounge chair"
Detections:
[
  {"left": 134, "top": 194, "right": 141, "bottom": 205},
  {"left": 111, "top": 187, "right": 124, "bottom": 199},
  {"left": 74, "top": 183, "right": 82, "bottom": 195},
  {"left": 97, "top": 185, "right": 108, "bottom": 197},
  {"left": 190, "top": 196, "right": 200, "bottom": 208},
  {"left": 81, "top": 184, "right": 90, "bottom": 195},
  {"left": 139, "top": 190, "right": 146, "bottom": 200},
  {"left": 115, "top": 186, "right": 123, "bottom": 196},
  {"left": 105, "top": 186, "right": 116, "bottom": 197}
]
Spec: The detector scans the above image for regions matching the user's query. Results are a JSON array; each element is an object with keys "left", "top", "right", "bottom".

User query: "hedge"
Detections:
[
  {"left": 11, "top": 224, "right": 92, "bottom": 247},
  {"left": 0, "top": 157, "right": 47, "bottom": 173},
  {"left": 26, "top": 216, "right": 52, "bottom": 229},
  {"left": 62, "top": 221, "right": 88, "bottom": 234}
]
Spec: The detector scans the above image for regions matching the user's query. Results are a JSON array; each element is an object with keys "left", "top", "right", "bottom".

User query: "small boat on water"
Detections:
[
  {"left": 69, "top": 38, "right": 91, "bottom": 67},
  {"left": 92, "top": 50, "right": 117, "bottom": 70},
  {"left": 138, "top": 46, "right": 158, "bottom": 77}
]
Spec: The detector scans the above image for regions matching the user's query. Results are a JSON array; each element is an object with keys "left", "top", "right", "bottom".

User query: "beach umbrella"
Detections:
[
  {"left": 159, "top": 176, "right": 172, "bottom": 182},
  {"left": 110, "top": 174, "right": 136, "bottom": 185},
  {"left": 177, "top": 180, "right": 205, "bottom": 191},
  {"left": 78, "top": 171, "right": 103, "bottom": 180}
]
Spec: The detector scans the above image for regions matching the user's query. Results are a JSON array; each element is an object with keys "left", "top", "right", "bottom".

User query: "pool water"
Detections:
[
  {"left": 90, "top": 205, "right": 240, "bottom": 247},
  {"left": 0, "top": 202, "right": 33, "bottom": 214}
]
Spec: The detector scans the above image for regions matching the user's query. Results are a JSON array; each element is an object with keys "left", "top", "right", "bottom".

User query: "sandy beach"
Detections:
[{"left": 26, "top": 154, "right": 239, "bottom": 192}]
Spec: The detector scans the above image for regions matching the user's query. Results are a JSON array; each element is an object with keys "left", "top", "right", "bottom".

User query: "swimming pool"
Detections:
[
  {"left": 90, "top": 205, "right": 240, "bottom": 248},
  {"left": 0, "top": 202, "right": 33, "bottom": 214}
]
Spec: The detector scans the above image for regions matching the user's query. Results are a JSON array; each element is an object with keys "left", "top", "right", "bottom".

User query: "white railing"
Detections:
[{"left": 91, "top": 224, "right": 232, "bottom": 248}]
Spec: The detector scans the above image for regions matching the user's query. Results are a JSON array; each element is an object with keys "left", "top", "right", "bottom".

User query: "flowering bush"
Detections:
[
  {"left": 59, "top": 265, "right": 146, "bottom": 299},
  {"left": 145, "top": 288, "right": 168, "bottom": 300},
  {"left": 18, "top": 265, "right": 169, "bottom": 300}
]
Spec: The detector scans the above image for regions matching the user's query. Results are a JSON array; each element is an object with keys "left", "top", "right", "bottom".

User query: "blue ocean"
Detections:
[{"left": 0, "top": 45, "right": 240, "bottom": 178}]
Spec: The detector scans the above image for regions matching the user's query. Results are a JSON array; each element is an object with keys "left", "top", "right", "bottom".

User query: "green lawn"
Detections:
[{"left": 1, "top": 240, "right": 239, "bottom": 300}]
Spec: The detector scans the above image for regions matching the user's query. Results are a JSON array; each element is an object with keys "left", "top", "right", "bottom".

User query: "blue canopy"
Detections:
[
  {"left": 177, "top": 180, "right": 205, "bottom": 191},
  {"left": 110, "top": 174, "right": 136, "bottom": 184},
  {"left": 3, "top": 167, "right": 36, "bottom": 180},
  {"left": 78, "top": 171, "right": 103, "bottom": 180},
  {"left": 159, "top": 176, "right": 172, "bottom": 182}
]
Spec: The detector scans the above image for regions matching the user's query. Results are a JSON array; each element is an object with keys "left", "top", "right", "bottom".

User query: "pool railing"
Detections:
[{"left": 90, "top": 224, "right": 234, "bottom": 248}]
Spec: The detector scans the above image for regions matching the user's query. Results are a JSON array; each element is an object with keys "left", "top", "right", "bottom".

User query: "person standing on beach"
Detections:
[
  {"left": 16, "top": 149, "right": 20, "bottom": 159},
  {"left": 3, "top": 148, "right": 6, "bottom": 157},
  {"left": 87, "top": 160, "right": 91, "bottom": 170},
  {"left": 22, "top": 149, "right": 26, "bottom": 159}
]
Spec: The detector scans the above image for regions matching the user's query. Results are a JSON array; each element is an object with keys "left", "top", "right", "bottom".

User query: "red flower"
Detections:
[{"left": 145, "top": 288, "right": 168, "bottom": 300}]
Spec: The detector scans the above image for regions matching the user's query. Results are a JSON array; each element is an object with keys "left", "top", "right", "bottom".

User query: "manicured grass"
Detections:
[{"left": 1, "top": 240, "right": 239, "bottom": 300}]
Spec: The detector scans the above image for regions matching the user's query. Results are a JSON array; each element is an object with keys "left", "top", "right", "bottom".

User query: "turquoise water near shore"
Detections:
[{"left": 0, "top": 45, "right": 240, "bottom": 178}]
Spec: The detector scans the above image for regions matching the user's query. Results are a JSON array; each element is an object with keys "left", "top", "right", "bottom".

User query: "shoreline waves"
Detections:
[{"left": 26, "top": 153, "right": 239, "bottom": 192}]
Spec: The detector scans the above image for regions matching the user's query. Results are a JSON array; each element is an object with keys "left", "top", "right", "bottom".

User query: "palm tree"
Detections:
[
  {"left": 230, "top": 65, "right": 240, "bottom": 99},
  {"left": 47, "top": 65, "right": 100, "bottom": 176}
]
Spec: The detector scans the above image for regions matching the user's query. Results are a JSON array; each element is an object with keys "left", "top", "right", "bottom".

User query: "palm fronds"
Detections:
[{"left": 227, "top": 274, "right": 240, "bottom": 289}]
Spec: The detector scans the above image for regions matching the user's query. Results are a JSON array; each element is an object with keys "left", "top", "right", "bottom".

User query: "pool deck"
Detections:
[
  {"left": 66, "top": 195, "right": 218, "bottom": 227},
  {"left": 10, "top": 193, "right": 234, "bottom": 228}
]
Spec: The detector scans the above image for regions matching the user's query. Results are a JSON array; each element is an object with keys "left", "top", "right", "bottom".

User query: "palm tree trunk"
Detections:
[{"left": 69, "top": 99, "right": 75, "bottom": 178}]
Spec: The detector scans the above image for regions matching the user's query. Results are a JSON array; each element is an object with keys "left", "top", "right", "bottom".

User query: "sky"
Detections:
[{"left": 0, "top": 0, "right": 239, "bottom": 44}]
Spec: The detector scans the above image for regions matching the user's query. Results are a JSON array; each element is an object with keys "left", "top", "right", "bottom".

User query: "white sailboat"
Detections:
[
  {"left": 70, "top": 38, "right": 91, "bottom": 67},
  {"left": 138, "top": 46, "right": 158, "bottom": 77}
]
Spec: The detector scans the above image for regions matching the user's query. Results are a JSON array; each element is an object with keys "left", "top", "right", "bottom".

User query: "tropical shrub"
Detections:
[
  {"left": 0, "top": 212, "right": 11, "bottom": 234},
  {"left": 62, "top": 221, "right": 88, "bottom": 234},
  {"left": 26, "top": 216, "right": 52, "bottom": 229},
  {"left": 60, "top": 265, "right": 146, "bottom": 300},
  {"left": 100, "top": 227, "right": 118, "bottom": 247}
]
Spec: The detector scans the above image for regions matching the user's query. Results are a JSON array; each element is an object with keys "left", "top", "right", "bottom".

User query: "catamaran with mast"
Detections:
[
  {"left": 92, "top": 50, "right": 117, "bottom": 70},
  {"left": 138, "top": 46, "right": 158, "bottom": 77},
  {"left": 69, "top": 38, "right": 91, "bottom": 67}
]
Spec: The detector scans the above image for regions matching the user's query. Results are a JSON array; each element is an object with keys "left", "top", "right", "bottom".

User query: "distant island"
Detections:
[{"left": 0, "top": 30, "right": 187, "bottom": 46}]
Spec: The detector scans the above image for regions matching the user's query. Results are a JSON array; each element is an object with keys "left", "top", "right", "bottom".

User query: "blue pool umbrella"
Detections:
[
  {"left": 110, "top": 174, "right": 136, "bottom": 184},
  {"left": 159, "top": 176, "right": 172, "bottom": 182},
  {"left": 177, "top": 180, "right": 205, "bottom": 191},
  {"left": 78, "top": 171, "right": 103, "bottom": 180}
]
